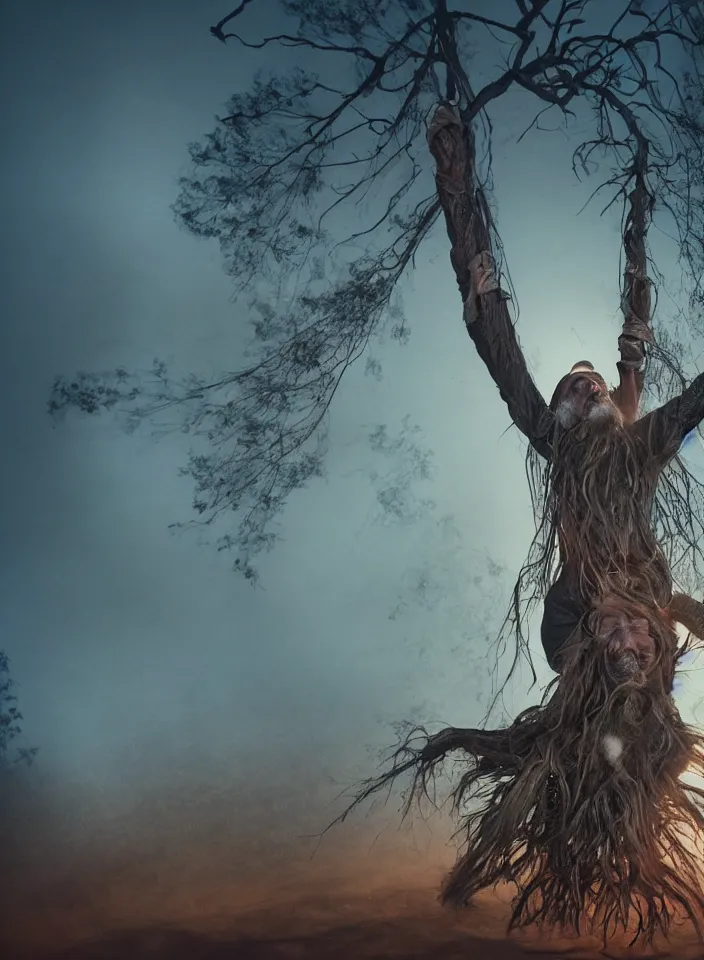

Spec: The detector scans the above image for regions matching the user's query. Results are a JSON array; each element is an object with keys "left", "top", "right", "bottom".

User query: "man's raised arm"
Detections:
[
  {"left": 638, "top": 371, "right": 704, "bottom": 461},
  {"left": 428, "top": 104, "right": 554, "bottom": 459}
]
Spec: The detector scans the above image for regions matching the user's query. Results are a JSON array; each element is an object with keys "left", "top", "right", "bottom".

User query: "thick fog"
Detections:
[{"left": 2, "top": 1, "right": 704, "bottom": 957}]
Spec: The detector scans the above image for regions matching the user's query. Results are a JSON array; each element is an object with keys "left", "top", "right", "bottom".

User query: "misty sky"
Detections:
[{"left": 2, "top": 1, "right": 704, "bottom": 955}]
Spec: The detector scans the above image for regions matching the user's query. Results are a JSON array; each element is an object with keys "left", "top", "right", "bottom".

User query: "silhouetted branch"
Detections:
[{"left": 50, "top": 0, "right": 704, "bottom": 582}]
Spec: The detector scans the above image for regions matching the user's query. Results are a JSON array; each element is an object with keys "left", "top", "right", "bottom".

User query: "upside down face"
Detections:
[
  {"left": 550, "top": 361, "right": 621, "bottom": 430},
  {"left": 600, "top": 608, "right": 656, "bottom": 676}
]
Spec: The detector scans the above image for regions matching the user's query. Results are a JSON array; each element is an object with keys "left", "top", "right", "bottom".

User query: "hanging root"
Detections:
[
  {"left": 333, "top": 724, "right": 512, "bottom": 825},
  {"left": 337, "top": 632, "right": 704, "bottom": 946}
]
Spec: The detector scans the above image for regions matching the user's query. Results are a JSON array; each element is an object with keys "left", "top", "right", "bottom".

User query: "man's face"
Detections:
[
  {"left": 553, "top": 370, "right": 619, "bottom": 429},
  {"left": 603, "top": 613, "right": 655, "bottom": 672},
  {"left": 598, "top": 597, "right": 656, "bottom": 676}
]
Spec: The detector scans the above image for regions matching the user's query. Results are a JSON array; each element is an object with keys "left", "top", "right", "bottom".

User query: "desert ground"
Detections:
[{"left": 4, "top": 771, "right": 704, "bottom": 960}]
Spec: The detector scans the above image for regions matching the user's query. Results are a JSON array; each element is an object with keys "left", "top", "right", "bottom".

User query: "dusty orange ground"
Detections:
[
  {"left": 3, "top": 771, "right": 704, "bottom": 960},
  {"left": 7, "top": 885, "right": 704, "bottom": 959},
  {"left": 6, "top": 845, "right": 704, "bottom": 959}
]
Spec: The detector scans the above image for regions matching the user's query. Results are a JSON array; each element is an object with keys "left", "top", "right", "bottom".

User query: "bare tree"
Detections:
[
  {"left": 49, "top": 0, "right": 704, "bottom": 585},
  {"left": 676, "top": 5, "right": 704, "bottom": 313}
]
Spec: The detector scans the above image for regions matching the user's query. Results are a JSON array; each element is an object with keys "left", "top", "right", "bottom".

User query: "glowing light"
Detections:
[{"left": 602, "top": 734, "right": 623, "bottom": 765}]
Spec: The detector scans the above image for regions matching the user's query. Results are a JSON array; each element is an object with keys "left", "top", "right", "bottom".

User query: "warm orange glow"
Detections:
[{"left": 4, "top": 770, "right": 704, "bottom": 959}]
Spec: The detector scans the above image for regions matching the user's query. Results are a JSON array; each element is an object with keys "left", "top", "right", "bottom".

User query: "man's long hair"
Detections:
[
  {"left": 336, "top": 605, "right": 704, "bottom": 944},
  {"left": 499, "top": 389, "right": 693, "bottom": 696},
  {"left": 546, "top": 412, "right": 672, "bottom": 604}
]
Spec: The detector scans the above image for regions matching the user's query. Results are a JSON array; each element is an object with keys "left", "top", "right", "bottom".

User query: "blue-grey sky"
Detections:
[{"left": 2, "top": 2, "right": 704, "bottom": 957}]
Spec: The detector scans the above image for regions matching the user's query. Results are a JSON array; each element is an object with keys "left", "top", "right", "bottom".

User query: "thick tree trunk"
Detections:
[
  {"left": 426, "top": 104, "right": 491, "bottom": 302},
  {"left": 613, "top": 152, "right": 654, "bottom": 420},
  {"left": 427, "top": 103, "right": 553, "bottom": 457},
  {"left": 620, "top": 159, "right": 655, "bottom": 370}
]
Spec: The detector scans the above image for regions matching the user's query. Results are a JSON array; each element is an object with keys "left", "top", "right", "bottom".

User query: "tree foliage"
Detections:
[
  {"left": 0, "top": 651, "right": 36, "bottom": 770},
  {"left": 49, "top": 0, "right": 704, "bottom": 581}
]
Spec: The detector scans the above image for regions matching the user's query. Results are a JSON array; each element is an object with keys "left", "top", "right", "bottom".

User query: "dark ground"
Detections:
[
  {"left": 8, "top": 887, "right": 704, "bottom": 960},
  {"left": 4, "top": 779, "right": 704, "bottom": 960}
]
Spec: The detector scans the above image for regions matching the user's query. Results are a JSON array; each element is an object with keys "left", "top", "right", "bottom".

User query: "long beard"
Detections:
[
  {"left": 470, "top": 628, "right": 704, "bottom": 942},
  {"left": 341, "top": 625, "right": 704, "bottom": 945},
  {"left": 549, "top": 416, "right": 670, "bottom": 605},
  {"left": 555, "top": 393, "right": 620, "bottom": 430}
]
